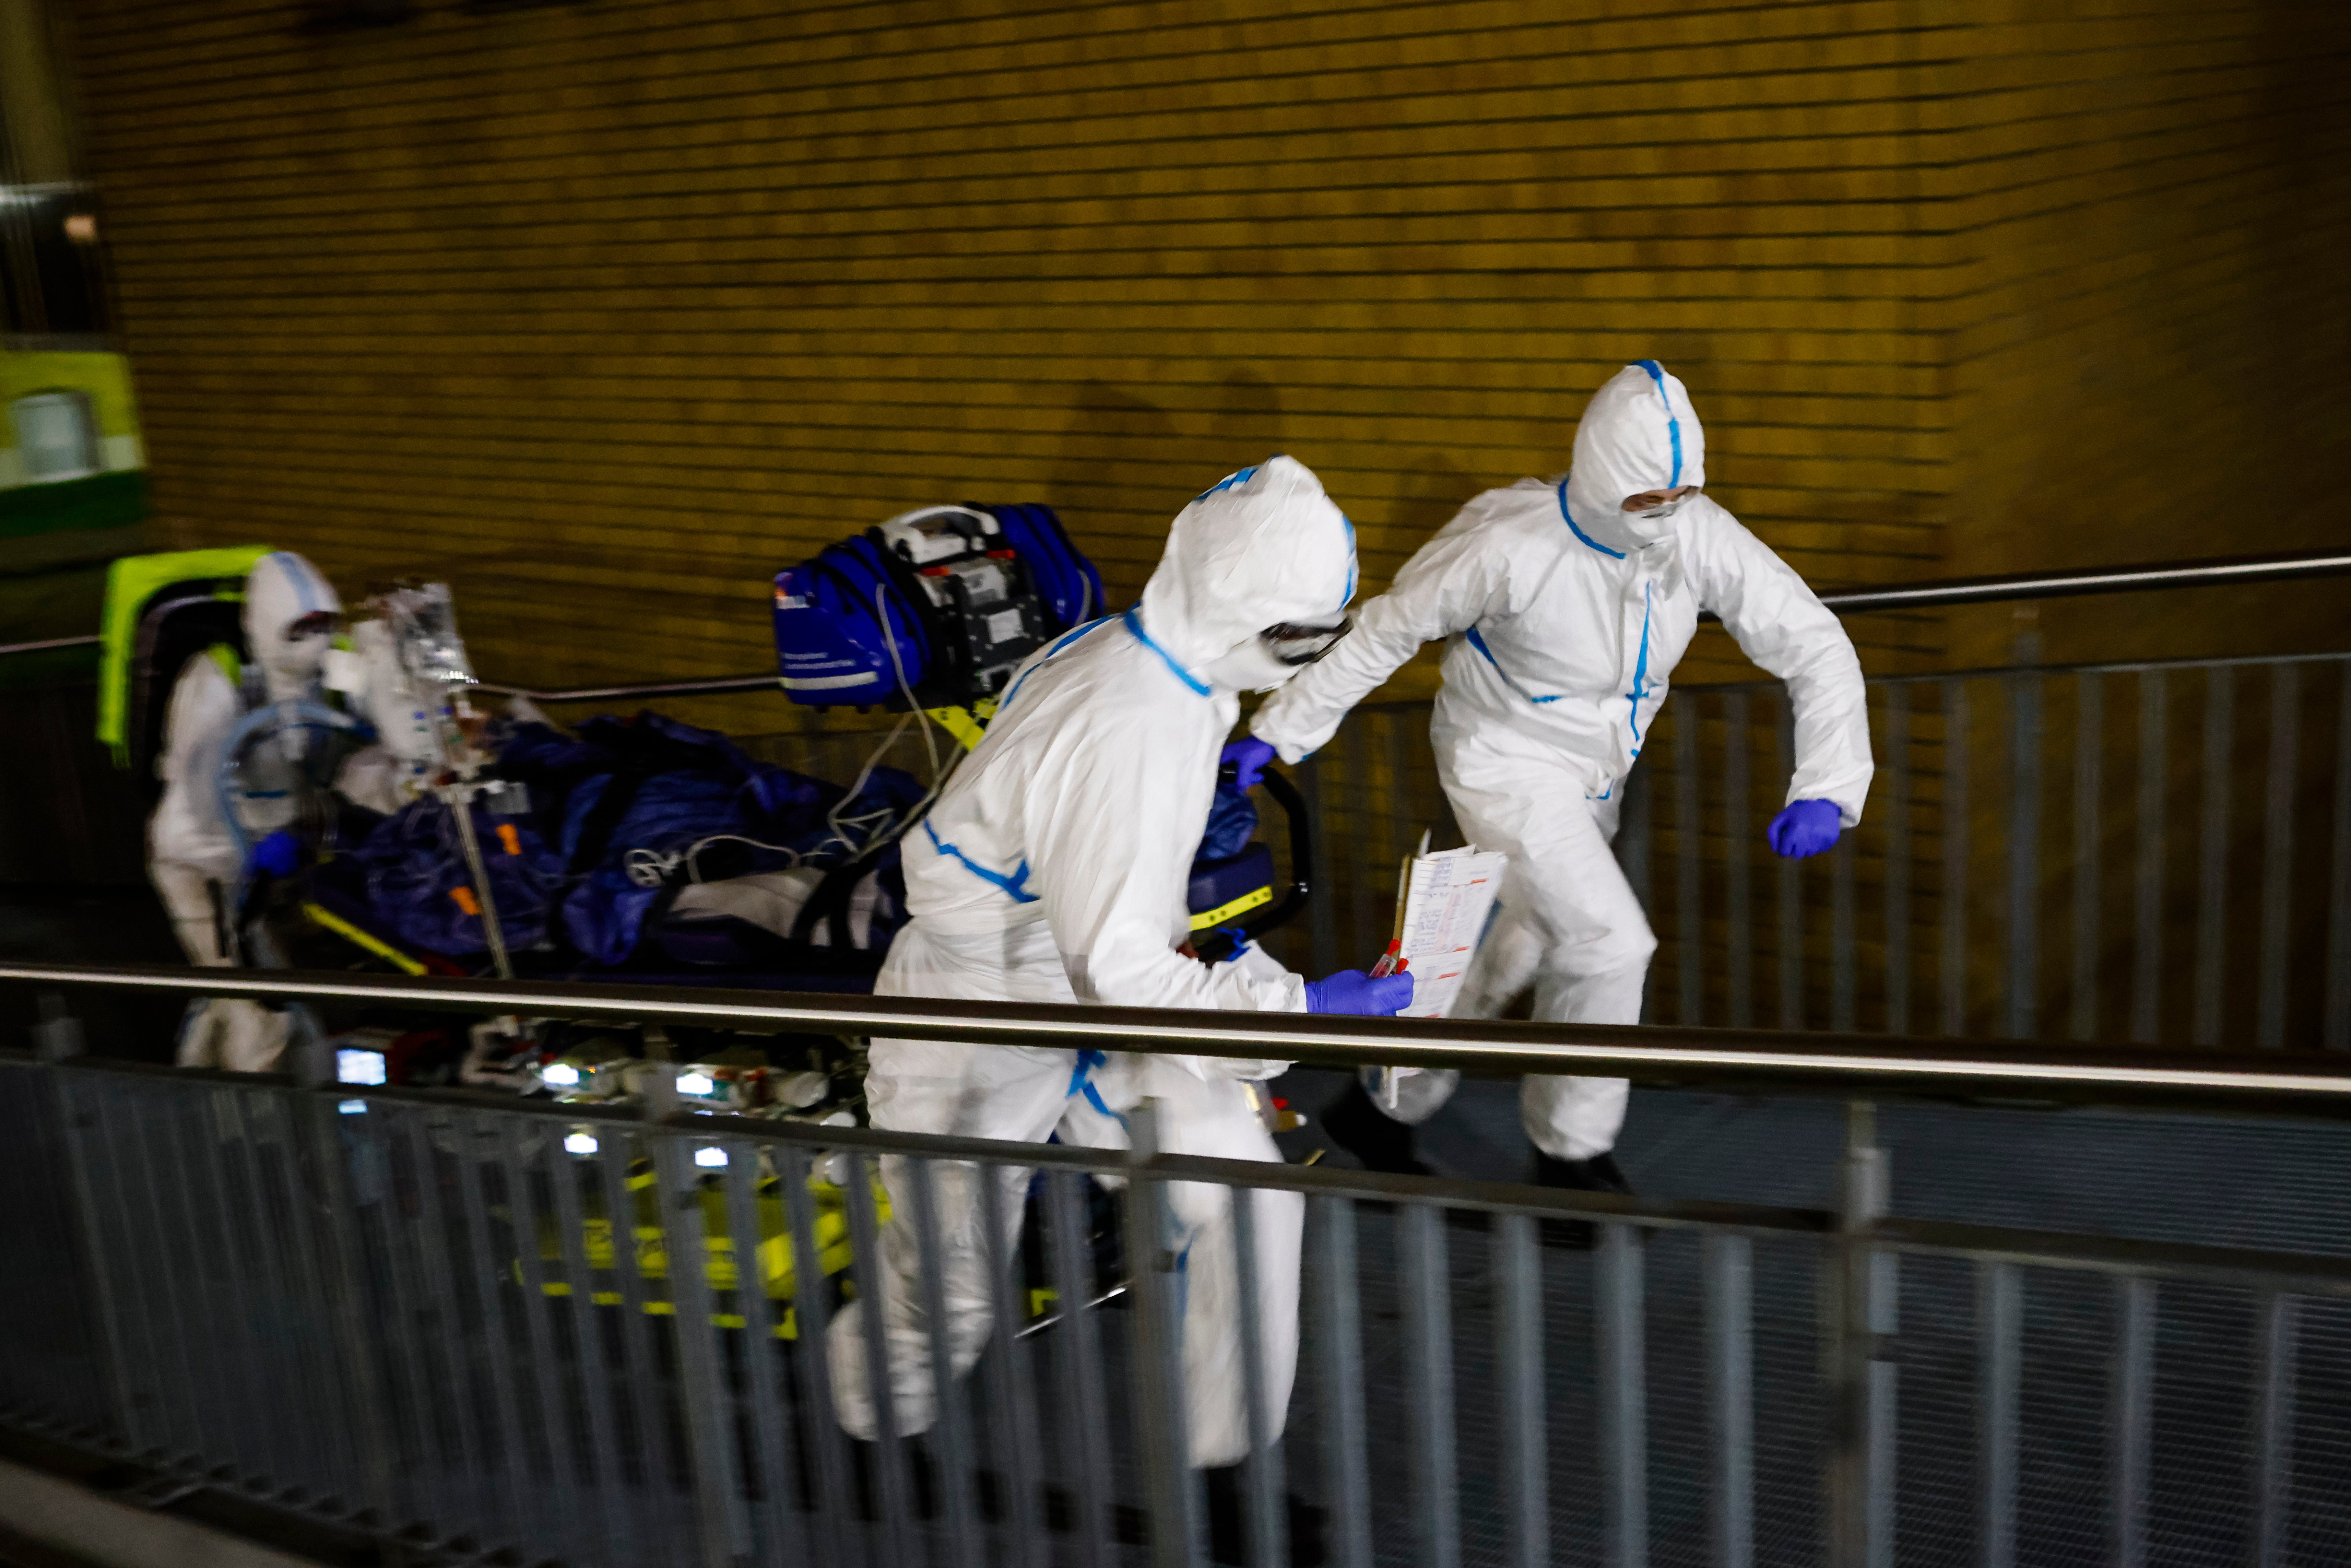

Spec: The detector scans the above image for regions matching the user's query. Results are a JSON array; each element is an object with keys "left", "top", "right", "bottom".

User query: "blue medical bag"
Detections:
[
  {"left": 773, "top": 502, "right": 1101, "bottom": 711},
  {"left": 772, "top": 534, "right": 933, "bottom": 705}
]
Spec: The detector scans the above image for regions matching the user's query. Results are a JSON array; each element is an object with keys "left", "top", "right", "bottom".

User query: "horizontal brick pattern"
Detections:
[
  {"left": 1934, "top": 1, "right": 2351, "bottom": 668},
  {"left": 70, "top": 0, "right": 1960, "bottom": 709}
]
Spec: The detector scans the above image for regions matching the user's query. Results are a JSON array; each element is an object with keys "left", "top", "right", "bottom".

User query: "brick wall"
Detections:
[
  {"left": 61, "top": 2, "right": 2350, "bottom": 706},
  {"left": 62, "top": 0, "right": 1988, "bottom": 723},
  {"left": 1936, "top": 0, "right": 2351, "bottom": 673}
]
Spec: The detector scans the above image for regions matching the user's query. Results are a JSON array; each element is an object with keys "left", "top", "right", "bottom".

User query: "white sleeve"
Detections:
[
  {"left": 1028, "top": 714, "right": 1309, "bottom": 1015},
  {"left": 1251, "top": 511, "right": 1513, "bottom": 762},
  {"left": 1690, "top": 515, "right": 1874, "bottom": 825}
]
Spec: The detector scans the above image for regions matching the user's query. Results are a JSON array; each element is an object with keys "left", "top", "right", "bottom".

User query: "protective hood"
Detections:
[
  {"left": 243, "top": 551, "right": 342, "bottom": 702},
  {"left": 1136, "top": 454, "right": 1358, "bottom": 685},
  {"left": 1562, "top": 361, "right": 1708, "bottom": 557}
]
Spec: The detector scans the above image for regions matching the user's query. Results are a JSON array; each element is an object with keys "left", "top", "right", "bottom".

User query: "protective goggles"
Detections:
[
  {"left": 1261, "top": 617, "right": 1354, "bottom": 667},
  {"left": 284, "top": 610, "right": 341, "bottom": 641}
]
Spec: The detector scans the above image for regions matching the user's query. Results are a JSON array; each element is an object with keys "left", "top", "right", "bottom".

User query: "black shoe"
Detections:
[
  {"left": 845, "top": 1436, "right": 939, "bottom": 1521},
  {"left": 1022, "top": 1480, "right": 1147, "bottom": 1543},
  {"left": 1531, "top": 1150, "right": 1635, "bottom": 1249},
  {"left": 1203, "top": 1464, "right": 1328, "bottom": 1566},
  {"left": 1318, "top": 1078, "right": 1432, "bottom": 1177},
  {"left": 1532, "top": 1149, "right": 1634, "bottom": 1194}
]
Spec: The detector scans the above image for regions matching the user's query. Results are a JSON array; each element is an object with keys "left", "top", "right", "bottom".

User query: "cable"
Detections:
[
  {"left": 877, "top": 584, "right": 941, "bottom": 785},
  {"left": 623, "top": 833, "right": 816, "bottom": 890},
  {"left": 865, "top": 582, "right": 963, "bottom": 855},
  {"left": 814, "top": 713, "right": 915, "bottom": 862},
  {"left": 632, "top": 582, "right": 975, "bottom": 886},
  {"left": 622, "top": 846, "right": 686, "bottom": 889}
]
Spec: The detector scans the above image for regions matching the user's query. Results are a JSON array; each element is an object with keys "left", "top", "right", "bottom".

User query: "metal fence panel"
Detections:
[
  {"left": 1259, "top": 653, "right": 2350, "bottom": 1050},
  {"left": 2, "top": 1050, "right": 2351, "bottom": 1568}
]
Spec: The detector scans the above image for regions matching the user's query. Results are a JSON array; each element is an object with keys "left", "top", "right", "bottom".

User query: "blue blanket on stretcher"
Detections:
[
  {"left": 354, "top": 712, "right": 927, "bottom": 965},
  {"left": 350, "top": 709, "right": 1255, "bottom": 969}
]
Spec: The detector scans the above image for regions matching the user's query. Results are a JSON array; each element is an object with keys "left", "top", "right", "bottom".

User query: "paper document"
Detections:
[{"left": 1389, "top": 844, "right": 1508, "bottom": 1019}]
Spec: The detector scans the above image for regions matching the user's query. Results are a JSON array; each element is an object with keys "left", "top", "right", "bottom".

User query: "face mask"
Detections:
[
  {"left": 260, "top": 625, "right": 335, "bottom": 697},
  {"left": 1203, "top": 618, "right": 1353, "bottom": 693},
  {"left": 1616, "top": 492, "right": 1691, "bottom": 549},
  {"left": 1204, "top": 638, "right": 1298, "bottom": 693}
]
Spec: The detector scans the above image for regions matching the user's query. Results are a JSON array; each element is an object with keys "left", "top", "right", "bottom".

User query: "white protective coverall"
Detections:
[
  {"left": 148, "top": 551, "right": 347, "bottom": 1071},
  {"left": 1252, "top": 363, "right": 1873, "bottom": 1159},
  {"left": 827, "top": 455, "right": 1358, "bottom": 1468}
]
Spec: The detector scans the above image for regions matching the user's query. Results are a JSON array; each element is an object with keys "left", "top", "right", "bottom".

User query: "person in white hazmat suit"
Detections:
[
  {"left": 1236, "top": 363, "right": 1872, "bottom": 1187},
  {"left": 148, "top": 550, "right": 355, "bottom": 1071},
  {"left": 826, "top": 457, "right": 1414, "bottom": 1514}
]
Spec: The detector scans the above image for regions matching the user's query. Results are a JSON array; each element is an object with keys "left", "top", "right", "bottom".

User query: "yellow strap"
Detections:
[
  {"left": 1188, "top": 883, "right": 1273, "bottom": 931},
  {"left": 540, "top": 1286, "right": 802, "bottom": 1338},
  {"left": 206, "top": 643, "right": 241, "bottom": 684},
  {"left": 925, "top": 704, "right": 988, "bottom": 752},
  {"left": 301, "top": 902, "right": 429, "bottom": 975}
]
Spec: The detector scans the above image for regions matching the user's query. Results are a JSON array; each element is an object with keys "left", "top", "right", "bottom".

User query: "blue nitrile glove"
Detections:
[
  {"left": 249, "top": 830, "right": 302, "bottom": 878},
  {"left": 1305, "top": 969, "right": 1417, "bottom": 1016},
  {"left": 1766, "top": 798, "right": 1844, "bottom": 859},
  {"left": 1220, "top": 736, "right": 1279, "bottom": 792}
]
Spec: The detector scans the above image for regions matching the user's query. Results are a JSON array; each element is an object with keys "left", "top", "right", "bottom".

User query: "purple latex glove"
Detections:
[
  {"left": 249, "top": 830, "right": 302, "bottom": 878},
  {"left": 1766, "top": 798, "right": 1844, "bottom": 859},
  {"left": 1220, "top": 735, "right": 1279, "bottom": 792},
  {"left": 1305, "top": 969, "right": 1417, "bottom": 1016}
]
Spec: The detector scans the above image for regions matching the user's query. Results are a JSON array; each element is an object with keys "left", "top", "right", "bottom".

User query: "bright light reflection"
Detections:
[
  {"left": 694, "top": 1146, "right": 728, "bottom": 1168},
  {"left": 677, "top": 1071, "right": 717, "bottom": 1096},
  {"left": 542, "top": 1062, "right": 581, "bottom": 1087},
  {"left": 563, "top": 1132, "right": 599, "bottom": 1156},
  {"left": 337, "top": 1099, "right": 367, "bottom": 1115},
  {"left": 336, "top": 1048, "right": 387, "bottom": 1085}
]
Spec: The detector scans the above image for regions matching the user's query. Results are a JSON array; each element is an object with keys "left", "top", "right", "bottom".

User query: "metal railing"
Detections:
[
  {"left": 15, "top": 547, "right": 2330, "bottom": 681},
  {"left": 1280, "top": 650, "right": 2351, "bottom": 1053},
  {"left": 11, "top": 550, "right": 2351, "bottom": 993},
  {"left": 444, "top": 552, "right": 2351, "bottom": 1055},
  {"left": 466, "top": 548, "right": 2351, "bottom": 705},
  {"left": 3, "top": 964, "right": 2351, "bottom": 1568},
  {"left": 9, "top": 961, "right": 2351, "bottom": 1107}
]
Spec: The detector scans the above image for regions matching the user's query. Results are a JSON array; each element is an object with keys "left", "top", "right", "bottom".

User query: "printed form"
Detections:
[{"left": 1390, "top": 845, "right": 1508, "bottom": 1019}]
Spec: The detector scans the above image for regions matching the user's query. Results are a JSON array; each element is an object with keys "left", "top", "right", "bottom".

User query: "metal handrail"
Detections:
[
  {"left": 0, "top": 633, "right": 100, "bottom": 657},
  {"left": 1265, "top": 646, "right": 2351, "bottom": 717},
  {"left": 486, "top": 548, "right": 2351, "bottom": 702},
  {"left": 29, "top": 1047, "right": 2351, "bottom": 1291},
  {"left": 9, "top": 548, "right": 2345, "bottom": 684},
  {"left": 473, "top": 672, "right": 778, "bottom": 702},
  {"left": 1808, "top": 548, "right": 2351, "bottom": 614},
  {"left": 10, "top": 959, "right": 2351, "bottom": 1112},
  {"left": 1653, "top": 645, "right": 2351, "bottom": 697}
]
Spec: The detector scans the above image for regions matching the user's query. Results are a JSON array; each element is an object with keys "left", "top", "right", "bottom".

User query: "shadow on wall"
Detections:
[
  {"left": 1387, "top": 450, "right": 1474, "bottom": 550},
  {"left": 1047, "top": 369, "right": 1483, "bottom": 611},
  {"left": 1050, "top": 371, "right": 1296, "bottom": 607}
]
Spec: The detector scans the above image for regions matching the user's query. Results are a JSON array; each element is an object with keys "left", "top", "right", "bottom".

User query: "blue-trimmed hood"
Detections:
[
  {"left": 1562, "top": 362, "right": 1708, "bottom": 556},
  {"left": 244, "top": 550, "right": 342, "bottom": 702},
  {"left": 1136, "top": 454, "right": 1358, "bottom": 674}
]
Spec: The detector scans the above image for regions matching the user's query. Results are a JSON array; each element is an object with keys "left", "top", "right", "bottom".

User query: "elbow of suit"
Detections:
[{"left": 1069, "top": 942, "right": 1206, "bottom": 1011}]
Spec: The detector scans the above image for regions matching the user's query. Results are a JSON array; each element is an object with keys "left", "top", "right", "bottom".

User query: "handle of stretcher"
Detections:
[{"left": 1214, "top": 760, "right": 1315, "bottom": 945}]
